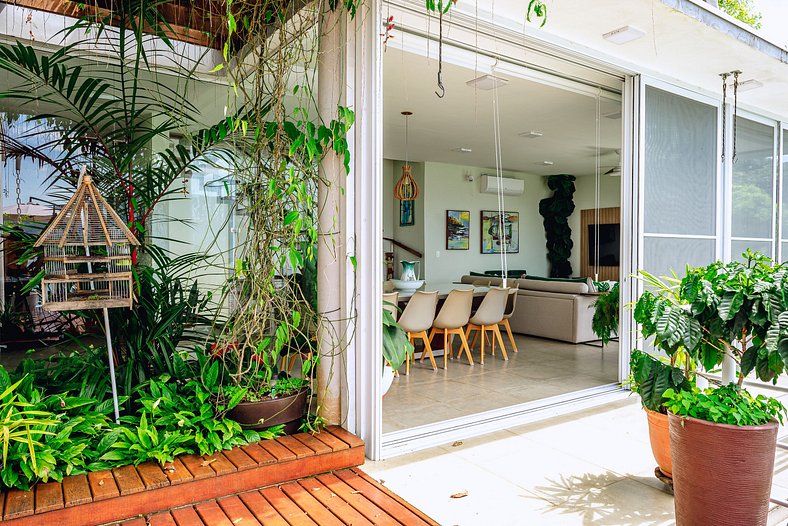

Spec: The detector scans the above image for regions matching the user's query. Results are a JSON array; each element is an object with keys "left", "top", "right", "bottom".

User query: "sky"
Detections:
[{"left": 754, "top": 0, "right": 788, "bottom": 46}]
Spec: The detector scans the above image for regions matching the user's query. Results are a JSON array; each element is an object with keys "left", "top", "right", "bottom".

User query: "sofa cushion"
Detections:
[{"left": 515, "top": 278, "right": 589, "bottom": 294}]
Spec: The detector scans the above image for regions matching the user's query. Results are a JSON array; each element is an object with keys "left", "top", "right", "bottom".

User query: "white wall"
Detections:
[{"left": 569, "top": 174, "right": 622, "bottom": 276}]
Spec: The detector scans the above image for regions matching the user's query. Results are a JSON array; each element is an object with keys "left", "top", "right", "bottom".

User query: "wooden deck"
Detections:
[
  {"left": 1, "top": 426, "right": 371, "bottom": 526},
  {"left": 115, "top": 468, "right": 439, "bottom": 526}
]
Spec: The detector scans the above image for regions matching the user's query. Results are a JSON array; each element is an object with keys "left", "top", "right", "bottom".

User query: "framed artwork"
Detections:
[
  {"left": 446, "top": 210, "right": 470, "bottom": 250},
  {"left": 481, "top": 210, "right": 519, "bottom": 254},
  {"left": 400, "top": 199, "right": 415, "bottom": 226}
]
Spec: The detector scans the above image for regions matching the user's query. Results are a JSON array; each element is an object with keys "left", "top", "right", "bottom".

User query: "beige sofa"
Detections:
[{"left": 459, "top": 275, "right": 599, "bottom": 344}]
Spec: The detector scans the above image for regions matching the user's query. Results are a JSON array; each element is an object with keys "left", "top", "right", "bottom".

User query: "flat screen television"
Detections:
[{"left": 588, "top": 223, "right": 620, "bottom": 267}]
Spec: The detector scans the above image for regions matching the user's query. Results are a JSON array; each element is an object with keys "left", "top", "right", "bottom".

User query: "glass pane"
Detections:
[
  {"left": 644, "top": 87, "right": 717, "bottom": 236},
  {"left": 732, "top": 117, "right": 775, "bottom": 239},
  {"left": 783, "top": 242, "right": 788, "bottom": 263},
  {"left": 731, "top": 240, "right": 772, "bottom": 261},
  {"left": 782, "top": 130, "right": 788, "bottom": 249},
  {"left": 643, "top": 237, "right": 716, "bottom": 278}
]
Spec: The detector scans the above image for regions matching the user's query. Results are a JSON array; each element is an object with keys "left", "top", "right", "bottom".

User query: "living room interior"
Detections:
[{"left": 381, "top": 44, "right": 625, "bottom": 433}]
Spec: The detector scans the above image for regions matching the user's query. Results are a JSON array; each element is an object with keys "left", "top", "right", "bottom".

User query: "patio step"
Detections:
[
  {"left": 113, "top": 468, "right": 440, "bottom": 526},
  {"left": 0, "top": 426, "right": 365, "bottom": 526}
]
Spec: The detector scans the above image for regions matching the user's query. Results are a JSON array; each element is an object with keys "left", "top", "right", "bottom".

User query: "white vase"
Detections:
[{"left": 382, "top": 367, "right": 395, "bottom": 396}]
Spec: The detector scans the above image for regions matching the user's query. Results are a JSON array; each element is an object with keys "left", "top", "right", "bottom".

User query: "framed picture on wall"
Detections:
[
  {"left": 481, "top": 210, "right": 519, "bottom": 254},
  {"left": 400, "top": 199, "right": 415, "bottom": 226},
  {"left": 446, "top": 210, "right": 470, "bottom": 250}
]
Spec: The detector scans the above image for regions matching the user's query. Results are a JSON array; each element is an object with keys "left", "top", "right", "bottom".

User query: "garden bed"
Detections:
[{"left": 0, "top": 426, "right": 364, "bottom": 525}]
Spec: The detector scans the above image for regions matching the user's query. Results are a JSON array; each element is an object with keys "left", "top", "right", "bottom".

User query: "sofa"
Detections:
[{"left": 459, "top": 275, "right": 599, "bottom": 344}]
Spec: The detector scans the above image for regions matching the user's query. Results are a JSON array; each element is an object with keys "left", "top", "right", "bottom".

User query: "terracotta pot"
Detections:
[
  {"left": 669, "top": 412, "right": 778, "bottom": 526},
  {"left": 644, "top": 408, "right": 672, "bottom": 478},
  {"left": 228, "top": 388, "right": 309, "bottom": 435}
]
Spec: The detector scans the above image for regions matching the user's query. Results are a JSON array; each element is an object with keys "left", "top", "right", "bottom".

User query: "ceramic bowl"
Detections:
[{"left": 391, "top": 279, "right": 425, "bottom": 291}]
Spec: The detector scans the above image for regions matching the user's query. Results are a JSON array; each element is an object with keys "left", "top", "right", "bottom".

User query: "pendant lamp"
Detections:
[{"left": 395, "top": 111, "right": 419, "bottom": 201}]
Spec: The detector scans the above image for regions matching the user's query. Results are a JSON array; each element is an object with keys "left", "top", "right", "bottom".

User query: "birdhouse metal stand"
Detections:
[{"left": 34, "top": 169, "right": 140, "bottom": 422}]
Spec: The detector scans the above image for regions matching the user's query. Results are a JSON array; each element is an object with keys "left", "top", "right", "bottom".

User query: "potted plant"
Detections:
[
  {"left": 635, "top": 252, "right": 787, "bottom": 526},
  {"left": 592, "top": 281, "right": 619, "bottom": 345},
  {"left": 382, "top": 306, "right": 414, "bottom": 395}
]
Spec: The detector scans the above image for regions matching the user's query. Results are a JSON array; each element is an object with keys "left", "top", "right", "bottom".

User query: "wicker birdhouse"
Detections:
[{"left": 34, "top": 172, "right": 140, "bottom": 311}]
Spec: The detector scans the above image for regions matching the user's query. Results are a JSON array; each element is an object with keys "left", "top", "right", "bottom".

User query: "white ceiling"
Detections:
[{"left": 383, "top": 47, "right": 623, "bottom": 176}]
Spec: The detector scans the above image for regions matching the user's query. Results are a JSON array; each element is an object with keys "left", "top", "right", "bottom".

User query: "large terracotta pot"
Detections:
[
  {"left": 669, "top": 412, "right": 778, "bottom": 526},
  {"left": 644, "top": 408, "right": 672, "bottom": 478},
  {"left": 228, "top": 388, "right": 309, "bottom": 435}
]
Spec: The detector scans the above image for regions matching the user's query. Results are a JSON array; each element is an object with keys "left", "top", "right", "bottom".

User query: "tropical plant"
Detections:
[
  {"left": 628, "top": 349, "right": 693, "bottom": 413},
  {"left": 592, "top": 282, "right": 619, "bottom": 345},
  {"left": 664, "top": 384, "right": 783, "bottom": 426},
  {"left": 719, "top": 0, "right": 762, "bottom": 29},
  {"left": 383, "top": 306, "right": 414, "bottom": 371},
  {"left": 539, "top": 174, "right": 576, "bottom": 278}
]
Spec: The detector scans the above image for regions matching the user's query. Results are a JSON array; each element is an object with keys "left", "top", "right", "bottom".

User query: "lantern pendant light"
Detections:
[{"left": 395, "top": 111, "right": 419, "bottom": 201}]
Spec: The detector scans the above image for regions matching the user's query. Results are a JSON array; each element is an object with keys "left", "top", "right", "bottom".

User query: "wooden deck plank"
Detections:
[
  {"left": 194, "top": 500, "right": 234, "bottom": 526},
  {"left": 296, "top": 477, "right": 375, "bottom": 526},
  {"left": 216, "top": 495, "right": 262, "bottom": 526},
  {"left": 292, "top": 433, "right": 333, "bottom": 456},
  {"left": 179, "top": 454, "right": 217, "bottom": 480},
  {"left": 222, "top": 447, "right": 258, "bottom": 471},
  {"left": 120, "top": 518, "right": 147, "bottom": 526},
  {"left": 280, "top": 481, "right": 345, "bottom": 526},
  {"left": 240, "top": 442, "right": 277, "bottom": 465},
  {"left": 3, "top": 488, "right": 34, "bottom": 520},
  {"left": 316, "top": 473, "right": 401, "bottom": 526},
  {"left": 325, "top": 426, "right": 365, "bottom": 449},
  {"left": 339, "top": 469, "right": 438, "bottom": 526},
  {"left": 170, "top": 506, "right": 205, "bottom": 526},
  {"left": 113, "top": 464, "right": 146, "bottom": 496},
  {"left": 35, "top": 481, "right": 64, "bottom": 514},
  {"left": 276, "top": 435, "right": 314, "bottom": 459},
  {"left": 309, "top": 430, "right": 350, "bottom": 452},
  {"left": 238, "top": 490, "right": 291, "bottom": 526},
  {"left": 163, "top": 458, "right": 194, "bottom": 485},
  {"left": 257, "top": 439, "right": 298, "bottom": 462},
  {"left": 147, "top": 511, "right": 178, "bottom": 526},
  {"left": 63, "top": 474, "right": 92, "bottom": 507},
  {"left": 88, "top": 470, "right": 120, "bottom": 501},
  {"left": 204, "top": 452, "right": 237, "bottom": 476},
  {"left": 352, "top": 469, "right": 439, "bottom": 526},
  {"left": 136, "top": 462, "right": 170, "bottom": 490},
  {"left": 260, "top": 487, "right": 319, "bottom": 526}
]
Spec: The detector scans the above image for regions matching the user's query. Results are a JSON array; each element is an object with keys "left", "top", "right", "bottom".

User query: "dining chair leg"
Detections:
[
  {"left": 406, "top": 333, "right": 413, "bottom": 375},
  {"left": 420, "top": 331, "right": 438, "bottom": 370},
  {"left": 470, "top": 328, "right": 480, "bottom": 350},
  {"left": 458, "top": 329, "right": 474, "bottom": 366},
  {"left": 502, "top": 319, "right": 518, "bottom": 352},
  {"left": 479, "top": 325, "right": 486, "bottom": 365},
  {"left": 493, "top": 325, "right": 509, "bottom": 361},
  {"left": 421, "top": 328, "right": 437, "bottom": 363},
  {"left": 443, "top": 330, "right": 449, "bottom": 369}
]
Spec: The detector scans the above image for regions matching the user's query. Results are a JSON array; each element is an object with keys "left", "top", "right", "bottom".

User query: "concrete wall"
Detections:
[{"left": 568, "top": 174, "right": 622, "bottom": 277}]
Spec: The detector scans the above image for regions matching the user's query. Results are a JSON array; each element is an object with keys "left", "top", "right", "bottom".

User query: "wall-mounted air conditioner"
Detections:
[{"left": 480, "top": 175, "right": 525, "bottom": 196}]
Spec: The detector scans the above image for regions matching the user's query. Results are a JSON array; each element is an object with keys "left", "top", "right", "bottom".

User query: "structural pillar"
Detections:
[{"left": 316, "top": 4, "right": 346, "bottom": 425}]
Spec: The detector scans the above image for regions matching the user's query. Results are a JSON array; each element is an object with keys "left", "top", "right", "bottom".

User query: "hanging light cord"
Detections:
[
  {"left": 405, "top": 113, "right": 409, "bottom": 166},
  {"left": 594, "top": 89, "right": 601, "bottom": 281},
  {"left": 492, "top": 68, "right": 508, "bottom": 286},
  {"left": 435, "top": 9, "right": 445, "bottom": 98}
]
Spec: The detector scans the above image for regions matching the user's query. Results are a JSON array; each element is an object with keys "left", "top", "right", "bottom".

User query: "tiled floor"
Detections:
[
  {"left": 367, "top": 395, "right": 788, "bottom": 526},
  {"left": 383, "top": 334, "right": 619, "bottom": 432}
]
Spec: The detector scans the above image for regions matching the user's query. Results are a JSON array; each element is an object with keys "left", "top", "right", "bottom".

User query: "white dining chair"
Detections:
[
  {"left": 397, "top": 291, "right": 439, "bottom": 374},
  {"left": 465, "top": 287, "right": 509, "bottom": 365},
  {"left": 427, "top": 288, "right": 474, "bottom": 368}
]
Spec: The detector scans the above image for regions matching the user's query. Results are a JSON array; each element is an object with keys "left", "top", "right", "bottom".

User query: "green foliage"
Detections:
[
  {"left": 382, "top": 306, "right": 414, "bottom": 371},
  {"left": 592, "top": 282, "right": 619, "bottom": 345},
  {"left": 628, "top": 350, "right": 693, "bottom": 413},
  {"left": 664, "top": 385, "right": 783, "bottom": 426},
  {"left": 539, "top": 175, "right": 576, "bottom": 278},
  {"left": 719, "top": 0, "right": 762, "bottom": 29}
]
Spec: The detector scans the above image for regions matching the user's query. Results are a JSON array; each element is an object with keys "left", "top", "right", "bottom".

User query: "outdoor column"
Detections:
[{"left": 316, "top": 4, "right": 346, "bottom": 425}]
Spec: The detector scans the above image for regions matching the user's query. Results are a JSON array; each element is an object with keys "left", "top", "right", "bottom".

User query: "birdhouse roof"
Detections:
[{"left": 34, "top": 172, "right": 140, "bottom": 248}]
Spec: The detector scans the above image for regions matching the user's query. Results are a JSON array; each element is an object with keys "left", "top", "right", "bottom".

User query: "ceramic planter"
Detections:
[
  {"left": 669, "top": 412, "right": 778, "bottom": 526},
  {"left": 382, "top": 367, "right": 395, "bottom": 397},
  {"left": 228, "top": 387, "right": 309, "bottom": 435},
  {"left": 644, "top": 408, "right": 672, "bottom": 478}
]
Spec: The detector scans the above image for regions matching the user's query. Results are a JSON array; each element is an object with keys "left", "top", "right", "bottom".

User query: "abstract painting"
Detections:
[
  {"left": 446, "top": 210, "right": 470, "bottom": 250},
  {"left": 481, "top": 210, "right": 519, "bottom": 254}
]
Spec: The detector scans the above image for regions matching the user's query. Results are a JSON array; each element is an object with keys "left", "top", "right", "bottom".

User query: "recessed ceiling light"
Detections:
[
  {"left": 602, "top": 25, "right": 645, "bottom": 44},
  {"left": 737, "top": 79, "right": 763, "bottom": 92},
  {"left": 466, "top": 74, "right": 509, "bottom": 91},
  {"left": 452, "top": 147, "right": 473, "bottom": 153},
  {"left": 541, "top": 161, "right": 555, "bottom": 166},
  {"left": 519, "top": 131, "right": 544, "bottom": 139}
]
